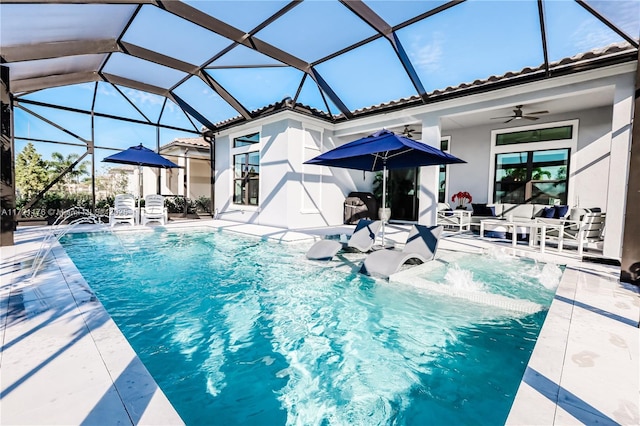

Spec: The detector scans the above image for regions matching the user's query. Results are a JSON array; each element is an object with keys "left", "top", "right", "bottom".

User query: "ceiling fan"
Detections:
[
  {"left": 490, "top": 105, "right": 549, "bottom": 123},
  {"left": 401, "top": 125, "right": 422, "bottom": 138}
]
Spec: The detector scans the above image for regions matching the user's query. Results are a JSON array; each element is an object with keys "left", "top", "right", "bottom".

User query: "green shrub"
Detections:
[
  {"left": 165, "top": 196, "right": 197, "bottom": 214},
  {"left": 195, "top": 196, "right": 211, "bottom": 213}
]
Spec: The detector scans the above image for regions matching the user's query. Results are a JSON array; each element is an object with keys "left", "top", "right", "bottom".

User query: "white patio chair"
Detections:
[
  {"left": 437, "top": 202, "right": 471, "bottom": 232},
  {"left": 109, "top": 194, "right": 136, "bottom": 227},
  {"left": 539, "top": 210, "right": 605, "bottom": 256},
  {"left": 141, "top": 194, "right": 168, "bottom": 226}
]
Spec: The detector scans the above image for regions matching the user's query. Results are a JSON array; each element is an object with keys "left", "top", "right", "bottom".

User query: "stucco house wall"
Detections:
[
  {"left": 213, "top": 116, "right": 368, "bottom": 228},
  {"left": 205, "top": 62, "right": 635, "bottom": 260},
  {"left": 443, "top": 105, "right": 613, "bottom": 210},
  {"left": 187, "top": 159, "right": 211, "bottom": 200}
]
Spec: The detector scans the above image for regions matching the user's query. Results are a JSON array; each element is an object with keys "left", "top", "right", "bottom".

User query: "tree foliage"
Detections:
[
  {"left": 96, "top": 168, "right": 129, "bottom": 196},
  {"left": 48, "top": 152, "right": 89, "bottom": 192},
  {"left": 15, "top": 142, "right": 48, "bottom": 199}
]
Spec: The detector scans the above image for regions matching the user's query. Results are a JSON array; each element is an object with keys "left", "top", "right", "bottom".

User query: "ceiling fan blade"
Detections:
[
  {"left": 528, "top": 110, "right": 549, "bottom": 115},
  {"left": 491, "top": 116, "right": 513, "bottom": 120},
  {"left": 524, "top": 116, "right": 539, "bottom": 120},
  {"left": 504, "top": 118, "right": 514, "bottom": 123}
]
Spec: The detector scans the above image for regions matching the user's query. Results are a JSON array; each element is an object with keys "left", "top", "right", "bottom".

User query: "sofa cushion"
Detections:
[
  {"left": 507, "top": 204, "right": 535, "bottom": 220},
  {"left": 569, "top": 207, "right": 589, "bottom": 222},
  {"left": 438, "top": 203, "right": 454, "bottom": 217},
  {"left": 532, "top": 204, "right": 547, "bottom": 218},
  {"left": 437, "top": 202, "right": 452, "bottom": 211}
]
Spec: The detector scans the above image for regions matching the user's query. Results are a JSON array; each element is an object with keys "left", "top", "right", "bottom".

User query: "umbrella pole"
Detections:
[
  {"left": 381, "top": 165, "right": 387, "bottom": 248},
  {"left": 138, "top": 165, "right": 143, "bottom": 225}
]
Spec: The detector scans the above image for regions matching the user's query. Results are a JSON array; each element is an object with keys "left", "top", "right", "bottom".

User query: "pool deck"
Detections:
[{"left": 1, "top": 219, "right": 638, "bottom": 424}]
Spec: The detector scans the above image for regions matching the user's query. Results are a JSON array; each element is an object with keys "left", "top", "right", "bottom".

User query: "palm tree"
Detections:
[
  {"left": 531, "top": 167, "right": 552, "bottom": 180},
  {"left": 48, "top": 152, "right": 89, "bottom": 193},
  {"left": 502, "top": 167, "right": 551, "bottom": 182}
]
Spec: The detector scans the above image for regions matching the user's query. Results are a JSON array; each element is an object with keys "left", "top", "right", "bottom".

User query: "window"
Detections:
[
  {"left": 491, "top": 121, "right": 577, "bottom": 205},
  {"left": 233, "top": 132, "right": 259, "bottom": 148},
  {"left": 496, "top": 126, "right": 572, "bottom": 146},
  {"left": 438, "top": 137, "right": 450, "bottom": 203},
  {"left": 232, "top": 132, "right": 260, "bottom": 206},
  {"left": 494, "top": 148, "right": 569, "bottom": 204}
]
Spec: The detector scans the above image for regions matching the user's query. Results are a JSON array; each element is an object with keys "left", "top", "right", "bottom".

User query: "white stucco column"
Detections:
[
  {"left": 185, "top": 154, "right": 191, "bottom": 199},
  {"left": 604, "top": 77, "right": 635, "bottom": 259},
  {"left": 178, "top": 151, "right": 187, "bottom": 197},
  {"left": 133, "top": 168, "right": 141, "bottom": 198},
  {"left": 160, "top": 169, "right": 167, "bottom": 194},
  {"left": 418, "top": 116, "right": 441, "bottom": 225}
]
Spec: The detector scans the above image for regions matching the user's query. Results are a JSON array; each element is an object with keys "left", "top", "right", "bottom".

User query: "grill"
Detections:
[{"left": 343, "top": 192, "right": 377, "bottom": 224}]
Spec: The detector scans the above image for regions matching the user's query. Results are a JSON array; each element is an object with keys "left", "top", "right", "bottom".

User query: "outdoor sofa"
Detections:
[{"left": 469, "top": 203, "right": 605, "bottom": 251}]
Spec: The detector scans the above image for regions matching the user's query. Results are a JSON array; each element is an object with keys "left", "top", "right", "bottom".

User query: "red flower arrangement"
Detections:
[{"left": 451, "top": 191, "right": 472, "bottom": 208}]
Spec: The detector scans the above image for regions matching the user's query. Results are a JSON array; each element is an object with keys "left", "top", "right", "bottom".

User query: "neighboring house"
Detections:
[
  {"left": 150, "top": 137, "right": 212, "bottom": 201},
  {"left": 199, "top": 43, "right": 635, "bottom": 262},
  {"left": 95, "top": 165, "right": 136, "bottom": 199}
]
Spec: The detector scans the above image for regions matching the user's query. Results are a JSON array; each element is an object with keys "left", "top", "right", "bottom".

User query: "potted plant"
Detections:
[
  {"left": 372, "top": 171, "right": 391, "bottom": 222},
  {"left": 452, "top": 191, "right": 472, "bottom": 210}
]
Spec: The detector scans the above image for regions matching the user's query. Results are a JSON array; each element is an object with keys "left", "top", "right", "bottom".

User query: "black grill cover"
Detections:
[{"left": 344, "top": 192, "right": 377, "bottom": 224}]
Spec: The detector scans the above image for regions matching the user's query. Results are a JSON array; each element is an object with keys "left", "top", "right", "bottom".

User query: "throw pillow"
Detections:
[
  {"left": 554, "top": 205, "right": 569, "bottom": 219},
  {"left": 542, "top": 206, "right": 556, "bottom": 218},
  {"left": 472, "top": 203, "right": 492, "bottom": 216}
]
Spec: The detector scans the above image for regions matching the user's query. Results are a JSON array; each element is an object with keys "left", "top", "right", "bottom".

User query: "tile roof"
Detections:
[
  {"left": 345, "top": 41, "right": 636, "bottom": 118},
  {"left": 211, "top": 41, "right": 637, "bottom": 131},
  {"left": 160, "top": 137, "right": 209, "bottom": 151}
]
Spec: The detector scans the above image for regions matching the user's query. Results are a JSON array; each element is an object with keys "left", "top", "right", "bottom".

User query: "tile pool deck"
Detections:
[{"left": 1, "top": 219, "right": 638, "bottom": 424}]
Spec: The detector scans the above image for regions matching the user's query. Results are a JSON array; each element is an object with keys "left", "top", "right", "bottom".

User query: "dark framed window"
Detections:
[
  {"left": 233, "top": 132, "right": 259, "bottom": 148},
  {"left": 494, "top": 148, "right": 569, "bottom": 204},
  {"left": 496, "top": 126, "right": 572, "bottom": 146},
  {"left": 233, "top": 151, "right": 260, "bottom": 205},
  {"left": 438, "top": 139, "right": 449, "bottom": 203}
]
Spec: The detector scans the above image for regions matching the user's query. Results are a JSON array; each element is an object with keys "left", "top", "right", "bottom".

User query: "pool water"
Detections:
[{"left": 60, "top": 230, "right": 559, "bottom": 425}]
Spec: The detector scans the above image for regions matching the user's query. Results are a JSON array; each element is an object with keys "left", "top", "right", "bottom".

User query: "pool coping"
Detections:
[
  {"left": 505, "top": 261, "right": 639, "bottom": 425},
  {"left": 1, "top": 220, "right": 638, "bottom": 424},
  {"left": 0, "top": 226, "right": 185, "bottom": 425}
]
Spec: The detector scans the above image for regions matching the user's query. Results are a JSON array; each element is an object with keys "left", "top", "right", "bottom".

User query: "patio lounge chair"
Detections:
[
  {"left": 141, "top": 194, "right": 167, "bottom": 226},
  {"left": 360, "top": 224, "right": 443, "bottom": 279},
  {"left": 306, "top": 219, "right": 382, "bottom": 261},
  {"left": 109, "top": 194, "right": 136, "bottom": 227}
]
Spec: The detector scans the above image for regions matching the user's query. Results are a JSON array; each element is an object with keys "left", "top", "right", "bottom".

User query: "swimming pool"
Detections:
[{"left": 60, "top": 229, "right": 559, "bottom": 425}]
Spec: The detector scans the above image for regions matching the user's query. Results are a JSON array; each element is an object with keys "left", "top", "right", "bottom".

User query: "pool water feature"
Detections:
[
  {"left": 393, "top": 249, "right": 563, "bottom": 315},
  {"left": 59, "top": 230, "right": 559, "bottom": 425}
]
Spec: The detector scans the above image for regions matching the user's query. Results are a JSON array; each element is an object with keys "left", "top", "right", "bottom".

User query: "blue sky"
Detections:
[{"left": 11, "top": 0, "right": 638, "bottom": 168}]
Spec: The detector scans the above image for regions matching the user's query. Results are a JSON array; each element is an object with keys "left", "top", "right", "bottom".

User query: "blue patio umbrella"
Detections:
[
  {"left": 102, "top": 144, "right": 180, "bottom": 169},
  {"left": 103, "top": 144, "right": 180, "bottom": 216},
  {"left": 304, "top": 129, "right": 465, "bottom": 245}
]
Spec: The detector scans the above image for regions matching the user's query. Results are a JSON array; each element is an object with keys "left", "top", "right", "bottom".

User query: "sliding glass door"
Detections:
[{"left": 389, "top": 167, "right": 420, "bottom": 222}]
